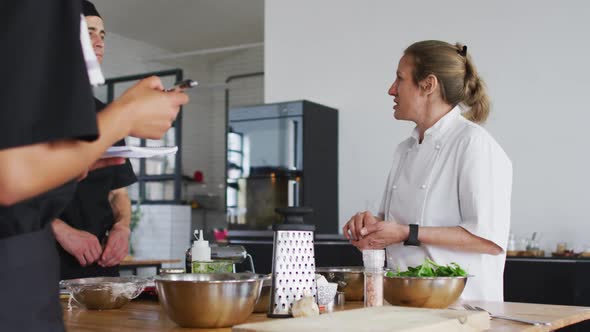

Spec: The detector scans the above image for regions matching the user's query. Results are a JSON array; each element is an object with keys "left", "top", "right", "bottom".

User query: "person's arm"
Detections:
[
  {"left": 0, "top": 107, "right": 126, "bottom": 205},
  {"left": 109, "top": 187, "right": 132, "bottom": 229},
  {"left": 0, "top": 77, "right": 188, "bottom": 206},
  {"left": 351, "top": 220, "right": 502, "bottom": 254},
  {"left": 99, "top": 187, "right": 131, "bottom": 267}
]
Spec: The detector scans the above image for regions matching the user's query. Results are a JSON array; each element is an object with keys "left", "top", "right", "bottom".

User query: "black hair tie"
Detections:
[{"left": 458, "top": 45, "right": 467, "bottom": 57}]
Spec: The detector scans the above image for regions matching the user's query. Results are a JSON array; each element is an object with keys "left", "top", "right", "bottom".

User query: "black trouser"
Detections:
[{"left": 0, "top": 226, "right": 64, "bottom": 332}]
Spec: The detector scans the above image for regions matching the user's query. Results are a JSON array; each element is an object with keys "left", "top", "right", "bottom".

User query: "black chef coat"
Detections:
[
  {"left": 58, "top": 99, "right": 137, "bottom": 280},
  {"left": 0, "top": 1, "right": 99, "bottom": 331}
]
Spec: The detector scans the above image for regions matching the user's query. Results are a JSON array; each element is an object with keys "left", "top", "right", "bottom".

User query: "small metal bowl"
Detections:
[
  {"left": 155, "top": 273, "right": 265, "bottom": 328},
  {"left": 316, "top": 266, "right": 364, "bottom": 301},
  {"left": 317, "top": 282, "right": 338, "bottom": 305},
  {"left": 60, "top": 276, "right": 147, "bottom": 310},
  {"left": 383, "top": 274, "right": 469, "bottom": 308}
]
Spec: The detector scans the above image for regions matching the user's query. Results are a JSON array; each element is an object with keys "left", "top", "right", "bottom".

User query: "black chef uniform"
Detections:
[
  {"left": 0, "top": 1, "right": 99, "bottom": 331},
  {"left": 58, "top": 98, "right": 137, "bottom": 280}
]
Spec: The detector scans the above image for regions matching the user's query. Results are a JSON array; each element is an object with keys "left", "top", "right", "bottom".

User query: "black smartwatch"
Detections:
[{"left": 403, "top": 224, "right": 421, "bottom": 246}]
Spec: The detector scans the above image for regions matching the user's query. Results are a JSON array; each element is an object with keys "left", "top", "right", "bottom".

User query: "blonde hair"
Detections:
[{"left": 404, "top": 40, "right": 490, "bottom": 124}]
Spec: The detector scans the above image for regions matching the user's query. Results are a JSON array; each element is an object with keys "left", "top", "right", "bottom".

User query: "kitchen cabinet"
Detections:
[{"left": 504, "top": 257, "right": 590, "bottom": 331}]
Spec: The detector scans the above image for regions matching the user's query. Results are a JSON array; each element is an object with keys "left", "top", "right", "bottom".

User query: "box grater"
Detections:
[{"left": 268, "top": 207, "right": 316, "bottom": 318}]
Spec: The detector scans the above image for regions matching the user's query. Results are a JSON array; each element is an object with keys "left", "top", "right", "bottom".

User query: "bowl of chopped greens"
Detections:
[{"left": 383, "top": 259, "right": 469, "bottom": 308}]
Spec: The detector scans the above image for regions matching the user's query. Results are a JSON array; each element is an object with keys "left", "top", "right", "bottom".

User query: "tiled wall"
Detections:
[
  {"left": 164, "top": 47, "right": 265, "bottom": 235},
  {"left": 130, "top": 205, "right": 191, "bottom": 270}
]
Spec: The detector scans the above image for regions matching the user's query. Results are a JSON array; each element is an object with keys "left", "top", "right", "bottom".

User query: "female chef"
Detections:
[{"left": 343, "top": 40, "right": 512, "bottom": 301}]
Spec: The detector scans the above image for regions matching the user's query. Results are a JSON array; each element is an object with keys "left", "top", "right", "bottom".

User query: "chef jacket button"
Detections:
[
  {"left": 435, "top": 145, "right": 441, "bottom": 150},
  {"left": 420, "top": 184, "right": 427, "bottom": 189},
  {"left": 392, "top": 185, "right": 398, "bottom": 190}
]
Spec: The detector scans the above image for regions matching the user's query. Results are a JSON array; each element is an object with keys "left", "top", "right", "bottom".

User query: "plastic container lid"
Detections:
[{"left": 362, "top": 249, "right": 385, "bottom": 269}]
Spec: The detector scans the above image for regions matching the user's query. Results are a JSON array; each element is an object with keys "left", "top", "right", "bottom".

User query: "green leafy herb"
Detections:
[
  {"left": 192, "top": 260, "right": 233, "bottom": 273},
  {"left": 385, "top": 258, "right": 467, "bottom": 277}
]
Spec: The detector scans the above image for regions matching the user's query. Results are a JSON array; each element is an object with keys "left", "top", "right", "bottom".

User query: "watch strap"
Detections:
[{"left": 403, "top": 224, "right": 421, "bottom": 246}]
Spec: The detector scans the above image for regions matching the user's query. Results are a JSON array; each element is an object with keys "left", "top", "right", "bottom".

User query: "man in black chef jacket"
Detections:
[
  {"left": 0, "top": 1, "right": 188, "bottom": 330},
  {"left": 52, "top": 1, "right": 138, "bottom": 280}
]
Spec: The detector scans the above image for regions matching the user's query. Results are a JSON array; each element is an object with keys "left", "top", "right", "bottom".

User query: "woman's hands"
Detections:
[
  {"left": 343, "top": 211, "right": 380, "bottom": 241},
  {"left": 343, "top": 211, "right": 409, "bottom": 250}
]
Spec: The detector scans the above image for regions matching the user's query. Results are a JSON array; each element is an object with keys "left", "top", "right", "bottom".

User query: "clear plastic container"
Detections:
[{"left": 362, "top": 249, "right": 385, "bottom": 307}]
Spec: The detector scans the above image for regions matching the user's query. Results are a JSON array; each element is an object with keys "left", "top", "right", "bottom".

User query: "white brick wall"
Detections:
[{"left": 172, "top": 47, "right": 264, "bottom": 233}]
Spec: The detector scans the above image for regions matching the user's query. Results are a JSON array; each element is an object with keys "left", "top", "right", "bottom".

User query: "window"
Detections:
[
  {"left": 226, "top": 129, "right": 244, "bottom": 208},
  {"left": 94, "top": 69, "right": 184, "bottom": 204}
]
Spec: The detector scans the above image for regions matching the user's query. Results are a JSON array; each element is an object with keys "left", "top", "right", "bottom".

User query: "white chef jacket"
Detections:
[{"left": 379, "top": 106, "right": 512, "bottom": 301}]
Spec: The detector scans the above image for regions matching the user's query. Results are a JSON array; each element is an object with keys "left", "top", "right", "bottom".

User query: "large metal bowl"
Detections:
[
  {"left": 253, "top": 274, "right": 272, "bottom": 313},
  {"left": 154, "top": 273, "right": 265, "bottom": 328},
  {"left": 383, "top": 274, "right": 468, "bottom": 308},
  {"left": 60, "top": 276, "right": 147, "bottom": 310},
  {"left": 316, "top": 266, "right": 364, "bottom": 301}
]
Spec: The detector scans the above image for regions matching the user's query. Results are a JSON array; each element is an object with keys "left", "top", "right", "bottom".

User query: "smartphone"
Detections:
[{"left": 165, "top": 79, "right": 198, "bottom": 92}]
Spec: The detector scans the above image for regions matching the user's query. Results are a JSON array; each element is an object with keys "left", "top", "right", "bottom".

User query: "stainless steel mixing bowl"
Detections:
[
  {"left": 60, "top": 276, "right": 147, "bottom": 310},
  {"left": 154, "top": 273, "right": 265, "bottom": 328},
  {"left": 315, "top": 266, "right": 364, "bottom": 301},
  {"left": 253, "top": 274, "right": 272, "bottom": 313},
  {"left": 383, "top": 274, "right": 468, "bottom": 308}
]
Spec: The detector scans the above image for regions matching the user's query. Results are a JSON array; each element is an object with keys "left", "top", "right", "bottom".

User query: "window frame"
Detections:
[{"left": 104, "top": 69, "right": 184, "bottom": 204}]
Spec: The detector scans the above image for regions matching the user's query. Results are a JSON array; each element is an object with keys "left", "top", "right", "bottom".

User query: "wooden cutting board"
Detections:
[{"left": 233, "top": 306, "right": 490, "bottom": 332}]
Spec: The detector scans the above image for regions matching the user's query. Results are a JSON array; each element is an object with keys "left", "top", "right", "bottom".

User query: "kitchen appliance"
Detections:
[
  {"left": 268, "top": 207, "right": 316, "bottom": 317},
  {"left": 226, "top": 100, "right": 338, "bottom": 234},
  {"left": 185, "top": 244, "right": 255, "bottom": 273}
]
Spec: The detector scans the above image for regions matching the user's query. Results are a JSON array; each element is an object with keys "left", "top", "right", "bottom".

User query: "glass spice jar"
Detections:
[{"left": 362, "top": 249, "right": 385, "bottom": 307}]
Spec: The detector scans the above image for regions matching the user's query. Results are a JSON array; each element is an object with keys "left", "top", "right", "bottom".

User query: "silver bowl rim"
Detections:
[
  {"left": 315, "top": 266, "right": 364, "bottom": 273},
  {"left": 60, "top": 276, "right": 148, "bottom": 288},
  {"left": 154, "top": 272, "right": 268, "bottom": 284},
  {"left": 384, "top": 273, "right": 473, "bottom": 280}
]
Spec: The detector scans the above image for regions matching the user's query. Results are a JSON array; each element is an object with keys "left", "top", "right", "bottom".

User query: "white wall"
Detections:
[
  {"left": 101, "top": 33, "right": 173, "bottom": 78},
  {"left": 266, "top": 0, "right": 590, "bottom": 252}
]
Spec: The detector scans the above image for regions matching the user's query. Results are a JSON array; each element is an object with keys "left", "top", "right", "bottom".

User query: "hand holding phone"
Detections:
[{"left": 165, "top": 79, "right": 198, "bottom": 92}]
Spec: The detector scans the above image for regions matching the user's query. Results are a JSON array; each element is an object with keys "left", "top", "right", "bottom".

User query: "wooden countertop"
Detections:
[{"left": 62, "top": 299, "right": 590, "bottom": 331}]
